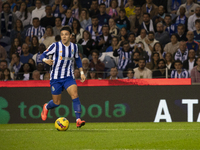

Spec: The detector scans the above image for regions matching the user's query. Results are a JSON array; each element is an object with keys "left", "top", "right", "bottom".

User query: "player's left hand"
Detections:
[{"left": 80, "top": 74, "right": 86, "bottom": 83}]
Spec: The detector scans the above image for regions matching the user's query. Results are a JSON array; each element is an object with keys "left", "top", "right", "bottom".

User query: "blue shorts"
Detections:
[{"left": 50, "top": 77, "right": 77, "bottom": 95}]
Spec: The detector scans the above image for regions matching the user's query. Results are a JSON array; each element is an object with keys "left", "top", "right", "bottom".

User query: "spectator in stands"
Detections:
[
  {"left": 134, "top": 42, "right": 149, "bottom": 62},
  {"left": 125, "top": 0, "right": 135, "bottom": 18},
  {"left": 165, "top": 52, "right": 175, "bottom": 71},
  {"left": 9, "top": 38, "right": 22, "bottom": 58},
  {"left": 0, "top": 2, "right": 17, "bottom": 40},
  {"left": 74, "top": 68, "right": 81, "bottom": 79},
  {"left": 119, "top": 27, "right": 128, "bottom": 44},
  {"left": 164, "top": 15, "right": 176, "bottom": 37},
  {"left": 80, "top": 8, "right": 92, "bottom": 30},
  {"left": 194, "top": 19, "right": 200, "bottom": 43},
  {"left": 153, "top": 42, "right": 165, "bottom": 59},
  {"left": 128, "top": 32, "right": 136, "bottom": 50},
  {"left": 36, "top": 63, "right": 46, "bottom": 79},
  {"left": 89, "top": 0, "right": 100, "bottom": 17},
  {"left": 31, "top": 0, "right": 46, "bottom": 24},
  {"left": 164, "top": 33, "right": 180, "bottom": 56},
  {"left": 97, "top": 3, "right": 111, "bottom": 26},
  {"left": 32, "top": 43, "right": 46, "bottom": 66},
  {"left": 129, "top": 5, "right": 143, "bottom": 35},
  {"left": 153, "top": 6, "right": 166, "bottom": 25},
  {"left": 80, "top": 0, "right": 93, "bottom": 10},
  {"left": 183, "top": 49, "right": 197, "bottom": 74},
  {"left": 177, "top": 0, "right": 199, "bottom": 18},
  {"left": 25, "top": 17, "right": 45, "bottom": 45},
  {"left": 15, "top": 2, "right": 31, "bottom": 27},
  {"left": 152, "top": 59, "right": 167, "bottom": 78},
  {"left": 174, "top": 41, "right": 188, "bottom": 62},
  {"left": 70, "top": 0, "right": 82, "bottom": 20},
  {"left": 134, "top": 58, "right": 152, "bottom": 79},
  {"left": 32, "top": 70, "right": 41, "bottom": 80},
  {"left": 89, "top": 50, "right": 105, "bottom": 78},
  {"left": 85, "top": 16, "right": 102, "bottom": 41},
  {"left": 113, "top": 41, "right": 132, "bottom": 77},
  {"left": 87, "top": 68, "right": 98, "bottom": 79},
  {"left": 53, "top": 17, "right": 62, "bottom": 36},
  {"left": 28, "top": 58, "right": 36, "bottom": 70},
  {"left": 139, "top": 13, "right": 155, "bottom": 34},
  {"left": 20, "top": 43, "right": 33, "bottom": 64},
  {"left": 0, "top": 60, "right": 8, "bottom": 70},
  {"left": 97, "top": 24, "right": 112, "bottom": 52},
  {"left": 141, "top": 0, "right": 158, "bottom": 19},
  {"left": 0, "top": 45, "right": 7, "bottom": 61},
  {"left": 188, "top": 6, "right": 200, "bottom": 31},
  {"left": 118, "top": 0, "right": 129, "bottom": 8},
  {"left": 146, "top": 52, "right": 160, "bottom": 71},
  {"left": 115, "top": 8, "right": 130, "bottom": 31},
  {"left": 191, "top": 56, "right": 200, "bottom": 83},
  {"left": 17, "top": 63, "right": 33, "bottom": 80},
  {"left": 106, "top": 36, "right": 120, "bottom": 52},
  {"left": 72, "top": 20, "right": 84, "bottom": 42},
  {"left": 82, "top": 58, "right": 90, "bottom": 78},
  {"left": 135, "top": 29, "right": 147, "bottom": 44},
  {"left": 40, "top": 5, "right": 55, "bottom": 28},
  {"left": 30, "top": 36, "right": 39, "bottom": 55},
  {"left": 155, "top": 22, "right": 171, "bottom": 46},
  {"left": 43, "top": 72, "right": 50, "bottom": 80},
  {"left": 70, "top": 34, "right": 84, "bottom": 58},
  {"left": 52, "top": 0, "right": 67, "bottom": 18},
  {"left": 108, "top": 18, "right": 119, "bottom": 36},
  {"left": 107, "top": 67, "right": 119, "bottom": 79},
  {"left": 123, "top": 51, "right": 140, "bottom": 77},
  {"left": 2, "top": 68, "right": 12, "bottom": 81},
  {"left": 98, "top": 0, "right": 111, "bottom": 8},
  {"left": 62, "top": 9, "right": 75, "bottom": 27},
  {"left": 143, "top": 31, "right": 158, "bottom": 56},
  {"left": 106, "top": 0, "right": 119, "bottom": 19},
  {"left": 10, "top": 19, "right": 26, "bottom": 43},
  {"left": 39, "top": 26, "right": 55, "bottom": 48},
  {"left": 124, "top": 68, "right": 135, "bottom": 79},
  {"left": 78, "top": 30, "right": 95, "bottom": 57},
  {"left": 7, "top": 0, "right": 17, "bottom": 12},
  {"left": 177, "top": 24, "right": 187, "bottom": 41},
  {"left": 172, "top": 6, "right": 188, "bottom": 30},
  {"left": 186, "top": 31, "right": 199, "bottom": 53},
  {"left": 171, "top": 60, "right": 189, "bottom": 78},
  {"left": 8, "top": 53, "right": 23, "bottom": 79},
  {"left": 167, "top": 0, "right": 184, "bottom": 14}
]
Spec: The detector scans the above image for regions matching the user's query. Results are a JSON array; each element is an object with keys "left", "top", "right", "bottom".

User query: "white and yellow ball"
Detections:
[{"left": 55, "top": 117, "right": 69, "bottom": 131}]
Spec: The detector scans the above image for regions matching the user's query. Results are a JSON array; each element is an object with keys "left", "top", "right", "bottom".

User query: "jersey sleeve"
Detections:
[
  {"left": 40, "top": 43, "right": 56, "bottom": 60},
  {"left": 74, "top": 44, "right": 79, "bottom": 58}
]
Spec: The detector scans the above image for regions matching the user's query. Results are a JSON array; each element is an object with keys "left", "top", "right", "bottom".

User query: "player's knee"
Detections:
[
  {"left": 71, "top": 93, "right": 78, "bottom": 99},
  {"left": 53, "top": 100, "right": 61, "bottom": 105}
]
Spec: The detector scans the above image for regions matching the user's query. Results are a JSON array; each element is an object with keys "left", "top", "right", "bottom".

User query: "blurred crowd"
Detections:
[{"left": 1, "top": 0, "right": 200, "bottom": 83}]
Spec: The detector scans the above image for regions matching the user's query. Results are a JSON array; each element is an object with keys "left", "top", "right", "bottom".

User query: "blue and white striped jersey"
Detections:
[
  {"left": 114, "top": 48, "right": 132, "bottom": 70},
  {"left": 85, "top": 25, "right": 102, "bottom": 41},
  {"left": 26, "top": 26, "right": 45, "bottom": 40},
  {"left": 171, "top": 69, "right": 189, "bottom": 78},
  {"left": 42, "top": 41, "right": 79, "bottom": 80},
  {"left": 174, "top": 49, "right": 188, "bottom": 63}
]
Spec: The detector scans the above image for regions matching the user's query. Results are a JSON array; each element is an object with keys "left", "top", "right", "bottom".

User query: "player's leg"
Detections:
[
  {"left": 67, "top": 84, "right": 85, "bottom": 128},
  {"left": 41, "top": 81, "right": 62, "bottom": 121}
]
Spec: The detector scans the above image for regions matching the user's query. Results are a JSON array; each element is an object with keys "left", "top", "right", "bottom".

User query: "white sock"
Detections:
[{"left": 76, "top": 118, "right": 80, "bottom": 122}]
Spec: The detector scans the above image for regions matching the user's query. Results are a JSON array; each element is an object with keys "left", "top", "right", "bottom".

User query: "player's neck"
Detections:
[{"left": 62, "top": 41, "right": 70, "bottom": 47}]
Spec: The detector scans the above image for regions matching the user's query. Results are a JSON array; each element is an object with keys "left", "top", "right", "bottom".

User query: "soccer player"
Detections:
[{"left": 40, "top": 26, "right": 86, "bottom": 128}]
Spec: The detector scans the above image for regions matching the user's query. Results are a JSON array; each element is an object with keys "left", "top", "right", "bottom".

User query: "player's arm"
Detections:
[
  {"left": 75, "top": 56, "right": 86, "bottom": 83},
  {"left": 40, "top": 43, "right": 56, "bottom": 66}
]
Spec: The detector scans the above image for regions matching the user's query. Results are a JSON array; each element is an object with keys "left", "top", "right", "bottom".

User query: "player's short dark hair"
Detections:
[
  {"left": 119, "top": 8, "right": 126, "bottom": 13},
  {"left": 174, "top": 60, "right": 183, "bottom": 65},
  {"left": 33, "top": 17, "right": 39, "bottom": 21},
  {"left": 143, "top": 13, "right": 150, "bottom": 17},
  {"left": 148, "top": 31, "right": 154, "bottom": 36},
  {"left": 91, "top": 15, "right": 98, "bottom": 19},
  {"left": 91, "top": 49, "right": 99, "bottom": 56},
  {"left": 195, "top": 19, "right": 200, "bottom": 24},
  {"left": 60, "top": 26, "right": 72, "bottom": 34},
  {"left": 165, "top": 14, "right": 172, "bottom": 19}
]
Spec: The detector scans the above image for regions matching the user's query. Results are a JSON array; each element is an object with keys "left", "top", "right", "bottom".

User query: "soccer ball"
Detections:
[{"left": 55, "top": 117, "right": 69, "bottom": 131}]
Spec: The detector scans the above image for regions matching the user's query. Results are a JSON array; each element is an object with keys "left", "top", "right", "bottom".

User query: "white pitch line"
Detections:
[{"left": 0, "top": 128, "right": 200, "bottom": 131}]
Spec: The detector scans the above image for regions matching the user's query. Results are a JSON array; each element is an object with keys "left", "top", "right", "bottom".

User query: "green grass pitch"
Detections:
[{"left": 0, "top": 122, "right": 200, "bottom": 150}]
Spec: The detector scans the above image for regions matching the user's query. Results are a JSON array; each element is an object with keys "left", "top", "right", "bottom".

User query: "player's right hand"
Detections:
[{"left": 44, "top": 59, "right": 54, "bottom": 66}]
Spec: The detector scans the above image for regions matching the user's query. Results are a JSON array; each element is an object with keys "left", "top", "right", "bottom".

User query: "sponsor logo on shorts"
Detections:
[{"left": 52, "top": 86, "right": 55, "bottom": 91}]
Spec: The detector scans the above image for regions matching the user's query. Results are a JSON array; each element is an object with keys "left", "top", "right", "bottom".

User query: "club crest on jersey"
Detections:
[
  {"left": 71, "top": 49, "right": 74, "bottom": 55},
  {"left": 52, "top": 86, "right": 55, "bottom": 91}
]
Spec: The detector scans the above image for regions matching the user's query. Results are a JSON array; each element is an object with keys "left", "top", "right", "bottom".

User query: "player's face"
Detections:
[{"left": 61, "top": 30, "right": 72, "bottom": 44}]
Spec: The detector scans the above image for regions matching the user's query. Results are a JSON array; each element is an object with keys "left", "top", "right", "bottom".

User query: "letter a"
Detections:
[{"left": 154, "top": 99, "right": 172, "bottom": 122}]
